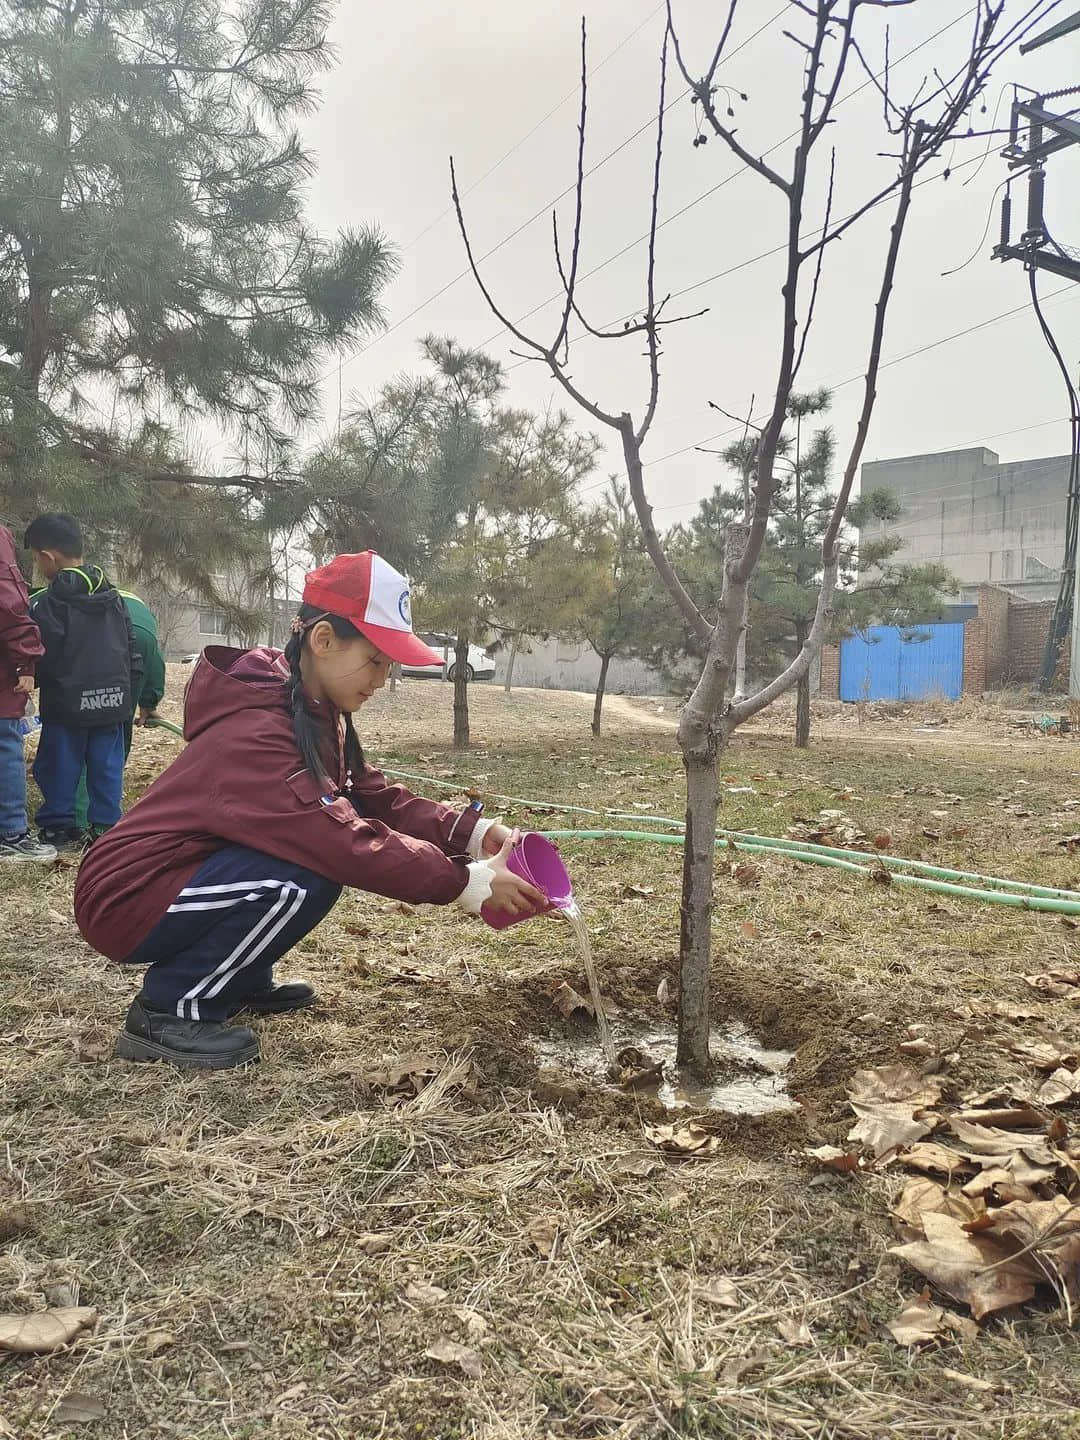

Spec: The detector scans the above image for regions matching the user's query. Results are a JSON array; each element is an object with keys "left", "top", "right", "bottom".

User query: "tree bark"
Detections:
[
  {"left": 389, "top": 662, "right": 401, "bottom": 693},
  {"left": 453, "top": 632, "right": 470, "bottom": 749},
  {"left": 734, "top": 589, "right": 749, "bottom": 700},
  {"left": 677, "top": 746, "right": 720, "bottom": 1072},
  {"left": 591, "top": 652, "right": 611, "bottom": 735},
  {"left": 795, "top": 672, "right": 811, "bottom": 749},
  {"left": 503, "top": 634, "right": 519, "bottom": 694}
]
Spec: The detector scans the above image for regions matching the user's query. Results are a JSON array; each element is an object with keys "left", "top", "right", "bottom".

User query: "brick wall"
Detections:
[
  {"left": 1007, "top": 600, "right": 1070, "bottom": 689},
  {"left": 819, "top": 643, "right": 840, "bottom": 699},
  {"left": 976, "top": 584, "right": 1011, "bottom": 688},
  {"left": 963, "top": 617, "right": 987, "bottom": 695}
]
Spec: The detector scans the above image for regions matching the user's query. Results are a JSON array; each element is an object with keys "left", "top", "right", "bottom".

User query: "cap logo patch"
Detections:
[{"left": 398, "top": 588, "right": 412, "bottom": 624}]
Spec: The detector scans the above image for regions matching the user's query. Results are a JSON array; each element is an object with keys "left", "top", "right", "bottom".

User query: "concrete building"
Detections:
[
  {"left": 860, "top": 446, "right": 1072, "bottom": 602},
  {"left": 494, "top": 636, "right": 667, "bottom": 696}
]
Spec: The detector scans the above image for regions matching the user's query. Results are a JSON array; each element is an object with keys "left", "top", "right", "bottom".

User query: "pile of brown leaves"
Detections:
[{"left": 807, "top": 1059, "right": 1080, "bottom": 1336}]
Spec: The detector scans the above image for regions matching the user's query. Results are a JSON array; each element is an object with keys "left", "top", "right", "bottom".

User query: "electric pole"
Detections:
[{"left": 992, "top": 9, "right": 1080, "bottom": 693}]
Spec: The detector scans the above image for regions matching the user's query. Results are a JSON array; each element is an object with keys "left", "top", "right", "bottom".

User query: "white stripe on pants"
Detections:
[{"left": 176, "top": 882, "right": 307, "bottom": 1020}]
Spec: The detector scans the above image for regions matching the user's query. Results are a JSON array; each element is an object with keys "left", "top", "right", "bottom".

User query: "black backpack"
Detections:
[{"left": 33, "top": 570, "right": 140, "bottom": 728}]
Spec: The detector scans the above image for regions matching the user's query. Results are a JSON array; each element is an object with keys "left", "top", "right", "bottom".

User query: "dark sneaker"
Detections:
[
  {"left": 39, "top": 827, "right": 89, "bottom": 854},
  {"left": 0, "top": 833, "right": 58, "bottom": 865},
  {"left": 115, "top": 996, "right": 260, "bottom": 1071},
  {"left": 229, "top": 981, "right": 318, "bottom": 1017}
]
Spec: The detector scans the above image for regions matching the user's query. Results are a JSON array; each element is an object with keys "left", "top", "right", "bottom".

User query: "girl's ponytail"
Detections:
[{"left": 284, "top": 604, "right": 367, "bottom": 790}]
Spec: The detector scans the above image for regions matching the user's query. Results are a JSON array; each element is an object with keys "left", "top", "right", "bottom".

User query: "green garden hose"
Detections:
[
  {"left": 539, "top": 829, "right": 1080, "bottom": 917},
  {"left": 145, "top": 719, "right": 1080, "bottom": 915}
]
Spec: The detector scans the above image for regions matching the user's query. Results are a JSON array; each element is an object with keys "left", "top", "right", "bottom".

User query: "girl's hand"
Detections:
[
  {"left": 481, "top": 822, "right": 512, "bottom": 857},
  {"left": 486, "top": 830, "right": 546, "bottom": 917}
]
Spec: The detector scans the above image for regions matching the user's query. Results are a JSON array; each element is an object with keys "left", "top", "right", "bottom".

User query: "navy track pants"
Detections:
[{"left": 123, "top": 844, "right": 342, "bottom": 1021}]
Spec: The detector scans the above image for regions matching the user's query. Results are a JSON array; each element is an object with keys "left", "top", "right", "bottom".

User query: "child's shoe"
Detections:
[
  {"left": 115, "top": 996, "right": 260, "bottom": 1070},
  {"left": 0, "top": 832, "right": 58, "bottom": 865},
  {"left": 229, "top": 981, "right": 318, "bottom": 1017},
  {"left": 39, "top": 827, "right": 89, "bottom": 854}
]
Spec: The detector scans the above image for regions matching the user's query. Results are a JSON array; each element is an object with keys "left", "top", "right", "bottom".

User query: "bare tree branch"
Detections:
[{"left": 731, "top": 123, "right": 922, "bottom": 727}]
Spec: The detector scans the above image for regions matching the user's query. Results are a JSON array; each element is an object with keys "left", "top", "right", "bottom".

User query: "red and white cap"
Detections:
[{"left": 302, "top": 552, "right": 442, "bottom": 667}]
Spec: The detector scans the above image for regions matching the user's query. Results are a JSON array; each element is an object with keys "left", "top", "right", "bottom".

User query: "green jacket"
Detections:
[
  {"left": 116, "top": 590, "right": 166, "bottom": 712},
  {"left": 30, "top": 584, "right": 166, "bottom": 712}
]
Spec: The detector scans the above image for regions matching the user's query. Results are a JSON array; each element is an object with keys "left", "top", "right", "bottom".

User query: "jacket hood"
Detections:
[
  {"left": 53, "top": 565, "right": 110, "bottom": 597},
  {"left": 183, "top": 645, "right": 295, "bottom": 741}
]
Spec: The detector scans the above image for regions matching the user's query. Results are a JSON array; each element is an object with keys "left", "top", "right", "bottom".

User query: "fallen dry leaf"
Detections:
[
  {"left": 804, "top": 1144, "right": 860, "bottom": 1174},
  {"left": 527, "top": 1217, "right": 560, "bottom": 1259},
  {"left": 731, "top": 861, "right": 762, "bottom": 888},
  {"left": 404, "top": 1280, "right": 448, "bottom": 1307},
  {"left": 953, "top": 1105, "right": 1047, "bottom": 1131},
  {"left": 356, "top": 1232, "right": 394, "bottom": 1255},
  {"left": 144, "top": 1330, "right": 175, "bottom": 1356},
  {"left": 622, "top": 884, "right": 655, "bottom": 900},
  {"left": 776, "top": 1316, "right": 812, "bottom": 1346},
  {"left": 978, "top": 1194, "right": 1080, "bottom": 1279},
  {"left": 896, "top": 1143, "right": 976, "bottom": 1178},
  {"left": 696, "top": 1277, "right": 740, "bottom": 1309},
  {"left": 1009, "top": 1039, "right": 1076, "bottom": 1072},
  {"left": 452, "top": 1305, "right": 488, "bottom": 1339},
  {"left": 364, "top": 1054, "right": 440, "bottom": 1095},
  {"left": 849, "top": 1065, "right": 945, "bottom": 1109},
  {"left": 886, "top": 1291, "right": 979, "bottom": 1348},
  {"left": 891, "top": 1178, "right": 986, "bottom": 1236},
  {"left": 890, "top": 1211, "right": 1043, "bottom": 1321},
  {"left": 849, "top": 1102, "right": 935, "bottom": 1158},
  {"left": 739, "top": 920, "right": 760, "bottom": 940},
  {"left": 424, "top": 1337, "right": 481, "bottom": 1379},
  {"left": 644, "top": 1121, "right": 720, "bottom": 1159},
  {"left": 0, "top": 1307, "right": 97, "bottom": 1354},
  {"left": 1039, "top": 1068, "right": 1080, "bottom": 1106},
  {"left": 552, "top": 980, "right": 592, "bottom": 1020},
  {"left": 949, "top": 1118, "right": 1058, "bottom": 1167},
  {"left": 1024, "top": 970, "right": 1080, "bottom": 998},
  {"left": 54, "top": 1393, "right": 107, "bottom": 1425}
]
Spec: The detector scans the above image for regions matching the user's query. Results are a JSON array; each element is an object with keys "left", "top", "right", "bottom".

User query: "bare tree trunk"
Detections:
[
  {"left": 734, "top": 590, "right": 749, "bottom": 700},
  {"left": 794, "top": 618, "right": 811, "bottom": 748},
  {"left": 591, "top": 652, "right": 611, "bottom": 735},
  {"left": 678, "top": 746, "right": 719, "bottom": 1070},
  {"left": 453, "top": 633, "right": 470, "bottom": 750},
  {"left": 389, "top": 662, "right": 401, "bottom": 693},
  {"left": 503, "top": 634, "right": 519, "bottom": 694}
]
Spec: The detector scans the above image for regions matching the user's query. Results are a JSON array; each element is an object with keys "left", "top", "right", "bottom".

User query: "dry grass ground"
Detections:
[{"left": 2, "top": 675, "right": 1080, "bottom": 1439}]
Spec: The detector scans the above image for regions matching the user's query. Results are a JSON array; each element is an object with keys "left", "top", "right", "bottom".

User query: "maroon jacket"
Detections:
[
  {"left": 74, "top": 646, "right": 480, "bottom": 960},
  {"left": 0, "top": 525, "right": 43, "bottom": 720}
]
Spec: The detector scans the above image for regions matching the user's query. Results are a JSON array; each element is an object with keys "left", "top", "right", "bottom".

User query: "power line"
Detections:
[
  {"left": 486, "top": 4, "right": 981, "bottom": 358},
  {"left": 316, "top": 5, "right": 789, "bottom": 389},
  {"left": 628, "top": 283, "right": 1079, "bottom": 508},
  {"left": 405, "top": 2, "right": 668, "bottom": 252}
]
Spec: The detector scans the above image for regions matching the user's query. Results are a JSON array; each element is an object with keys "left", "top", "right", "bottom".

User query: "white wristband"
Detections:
[
  {"left": 456, "top": 861, "right": 494, "bottom": 915},
  {"left": 466, "top": 817, "right": 498, "bottom": 861}
]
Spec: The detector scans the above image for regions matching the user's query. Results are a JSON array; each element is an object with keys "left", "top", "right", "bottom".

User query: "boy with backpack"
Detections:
[
  {"left": 25, "top": 514, "right": 143, "bottom": 851},
  {"left": 0, "top": 522, "right": 56, "bottom": 863}
]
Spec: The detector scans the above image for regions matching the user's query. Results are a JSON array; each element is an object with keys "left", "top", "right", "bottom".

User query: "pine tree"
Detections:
[
  {"left": 0, "top": 0, "right": 396, "bottom": 594},
  {"left": 578, "top": 480, "right": 653, "bottom": 735}
]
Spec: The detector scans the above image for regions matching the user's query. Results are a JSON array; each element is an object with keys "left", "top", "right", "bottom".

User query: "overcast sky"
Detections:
[{"left": 298, "top": 1, "right": 1080, "bottom": 527}]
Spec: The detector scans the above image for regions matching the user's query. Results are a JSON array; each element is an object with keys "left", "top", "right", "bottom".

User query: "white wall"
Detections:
[
  {"left": 495, "top": 635, "right": 668, "bottom": 696},
  {"left": 861, "top": 447, "right": 1071, "bottom": 587}
]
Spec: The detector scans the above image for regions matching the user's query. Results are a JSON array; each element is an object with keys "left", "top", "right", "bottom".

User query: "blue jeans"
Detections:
[
  {"left": 33, "top": 722, "right": 125, "bottom": 832},
  {"left": 0, "top": 717, "right": 29, "bottom": 839},
  {"left": 123, "top": 845, "right": 341, "bottom": 1021}
]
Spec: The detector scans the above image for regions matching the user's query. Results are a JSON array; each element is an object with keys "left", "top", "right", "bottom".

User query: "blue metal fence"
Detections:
[{"left": 839, "top": 622, "right": 965, "bottom": 702}]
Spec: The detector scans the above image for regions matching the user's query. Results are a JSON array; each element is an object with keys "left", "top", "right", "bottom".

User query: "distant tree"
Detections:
[
  {"left": 0, "top": 0, "right": 396, "bottom": 593},
  {"left": 578, "top": 480, "right": 653, "bottom": 735}
]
